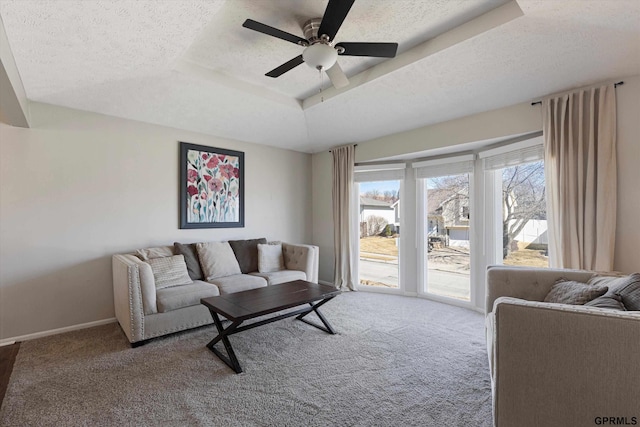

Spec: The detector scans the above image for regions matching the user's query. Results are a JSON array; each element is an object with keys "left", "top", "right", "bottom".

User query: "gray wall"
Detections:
[
  {"left": 0, "top": 102, "right": 312, "bottom": 340},
  {"left": 312, "top": 74, "right": 640, "bottom": 284}
]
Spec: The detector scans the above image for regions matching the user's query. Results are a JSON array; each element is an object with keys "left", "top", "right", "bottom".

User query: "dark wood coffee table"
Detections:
[{"left": 200, "top": 280, "right": 340, "bottom": 373}]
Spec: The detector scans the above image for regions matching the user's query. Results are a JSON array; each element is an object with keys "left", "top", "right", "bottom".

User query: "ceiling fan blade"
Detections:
[
  {"left": 243, "top": 19, "right": 307, "bottom": 46},
  {"left": 336, "top": 42, "right": 398, "bottom": 58},
  {"left": 326, "top": 63, "right": 349, "bottom": 89},
  {"left": 318, "top": 0, "right": 355, "bottom": 41},
  {"left": 265, "top": 55, "right": 305, "bottom": 78}
]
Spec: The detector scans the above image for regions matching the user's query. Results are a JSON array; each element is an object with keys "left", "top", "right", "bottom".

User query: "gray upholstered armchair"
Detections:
[{"left": 485, "top": 265, "right": 640, "bottom": 427}]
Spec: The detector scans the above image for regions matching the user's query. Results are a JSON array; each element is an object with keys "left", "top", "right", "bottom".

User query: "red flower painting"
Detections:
[{"left": 183, "top": 143, "right": 243, "bottom": 227}]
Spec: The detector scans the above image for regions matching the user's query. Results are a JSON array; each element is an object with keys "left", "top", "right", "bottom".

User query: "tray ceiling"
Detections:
[{"left": 1, "top": 0, "right": 639, "bottom": 153}]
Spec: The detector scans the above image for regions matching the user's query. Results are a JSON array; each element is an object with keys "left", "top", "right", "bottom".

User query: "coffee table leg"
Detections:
[
  {"left": 207, "top": 311, "right": 244, "bottom": 374},
  {"left": 296, "top": 297, "right": 337, "bottom": 335}
]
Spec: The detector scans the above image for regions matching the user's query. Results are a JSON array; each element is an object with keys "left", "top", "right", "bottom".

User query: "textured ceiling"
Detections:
[{"left": 1, "top": 0, "right": 639, "bottom": 154}]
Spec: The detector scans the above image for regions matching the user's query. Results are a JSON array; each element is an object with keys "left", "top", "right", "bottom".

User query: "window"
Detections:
[
  {"left": 480, "top": 138, "right": 548, "bottom": 268},
  {"left": 414, "top": 155, "right": 474, "bottom": 302},
  {"left": 357, "top": 180, "right": 401, "bottom": 288},
  {"left": 354, "top": 164, "right": 405, "bottom": 291},
  {"left": 500, "top": 161, "right": 548, "bottom": 267},
  {"left": 351, "top": 136, "right": 546, "bottom": 310}
]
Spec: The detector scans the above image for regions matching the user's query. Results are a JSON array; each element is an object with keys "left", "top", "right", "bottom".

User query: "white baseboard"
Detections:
[
  {"left": 318, "top": 280, "right": 334, "bottom": 286},
  {"left": 0, "top": 317, "right": 117, "bottom": 346}
]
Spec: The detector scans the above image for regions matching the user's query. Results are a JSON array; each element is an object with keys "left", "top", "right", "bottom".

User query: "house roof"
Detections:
[
  {"left": 360, "top": 196, "right": 393, "bottom": 208},
  {"left": 1, "top": 1, "right": 638, "bottom": 153}
]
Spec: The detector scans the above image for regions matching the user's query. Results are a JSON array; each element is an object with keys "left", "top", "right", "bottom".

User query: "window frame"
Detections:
[{"left": 353, "top": 166, "right": 405, "bottom": 294}]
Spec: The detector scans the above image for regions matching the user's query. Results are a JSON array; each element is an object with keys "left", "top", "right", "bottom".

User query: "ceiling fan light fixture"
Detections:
[{"left": 303, "top": 43, "right": 338, "bottom": 70}]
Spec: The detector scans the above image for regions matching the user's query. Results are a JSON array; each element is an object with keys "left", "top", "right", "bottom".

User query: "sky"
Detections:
[{"left": 359, "top": 180, "right": 401, "bottom": 195}]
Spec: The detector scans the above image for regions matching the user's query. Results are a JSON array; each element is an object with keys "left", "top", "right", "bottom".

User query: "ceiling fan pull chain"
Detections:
[{"left": 319, "top": 68, "right": 324, "bottom": 103}]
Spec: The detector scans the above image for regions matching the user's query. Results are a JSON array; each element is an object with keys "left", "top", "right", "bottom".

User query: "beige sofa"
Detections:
[
  {"left": 112, "top": 240, "right": 319, "bottom": 346},
  {"left": 485, "top": 266, "right": 640, "bottom": 427}
]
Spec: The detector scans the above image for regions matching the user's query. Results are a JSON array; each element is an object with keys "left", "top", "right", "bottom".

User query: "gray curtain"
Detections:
[
  {"left": 543, "top": 84, "right": 617, "bottom": 270},
  {"left": 332, "top": 145, "right": 356, "bottom": 290}
]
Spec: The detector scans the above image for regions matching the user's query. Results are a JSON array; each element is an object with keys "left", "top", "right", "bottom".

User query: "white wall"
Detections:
[
  {"left": 312, "top": 74, "right": 640, "bottom": 293},
  {"left": 0, "top": 102, "right": 312, "bottom": 340},
  {"left": 311, "top": 150, "right": 334, "bottom": 284},
  {"left": 614, "top": 76, "right": 640, "bottom": 274}
]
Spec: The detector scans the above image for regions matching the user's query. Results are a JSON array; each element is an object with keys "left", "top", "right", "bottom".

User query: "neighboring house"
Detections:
[
  {"left": 369, "top": 190, "right": 470, "bottom": 245},
  {"left": 391, "top": 200, "right": 400, "bottom": 227},
  {"left": 427, "top": 190, "right": 470, "bottom": 248},
  {"left": 359, "top": 196, "right": 397, "bottom": 236},
  {"left": 359, "top": 196, "right": 395, "bottom": 225}
]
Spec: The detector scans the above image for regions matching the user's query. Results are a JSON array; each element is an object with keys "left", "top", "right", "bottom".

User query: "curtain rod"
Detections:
[
  {"left": 329, "top": 144, "right": 357, "bottom": 153},
  {"left": 530, "top": 81, "right": 624, "bottom": 106}
]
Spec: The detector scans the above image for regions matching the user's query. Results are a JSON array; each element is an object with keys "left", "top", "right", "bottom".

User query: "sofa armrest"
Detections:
[
  {"left": 485, "top": 265, "right": 596, "bottom": 315},
  {"left": 112, "top": 254, "right": 157, "bottom": 343},
  {"left": 282, "top": 243, "right": 319, "bottom": 283},
  {"left": 490, "top": 298, "right": 640, "bottom": 427}
]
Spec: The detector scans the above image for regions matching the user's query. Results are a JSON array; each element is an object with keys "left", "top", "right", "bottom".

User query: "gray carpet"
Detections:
[{"left": 0, "top": 292, "right": 492, "bottom": 426}]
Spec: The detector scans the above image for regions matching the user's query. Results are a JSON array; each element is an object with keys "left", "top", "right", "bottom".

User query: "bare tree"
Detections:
[
  {"left": 502, "top": 162, "right": 546, "bottom": 257},
  {"left": 365, "top": 215, "right": 388, "bottom": 237},
  {"left": 427, "top": 162, "right": 546, "bottom": 258},
  {"left": 364, "top": 189, "right": 381, "bottom": 200},
  {"left": 383, "top": 190, "right": 399, "bottom": 203},
  {"left": 428, "top": 174, "right": 469, "bottom": 194}
]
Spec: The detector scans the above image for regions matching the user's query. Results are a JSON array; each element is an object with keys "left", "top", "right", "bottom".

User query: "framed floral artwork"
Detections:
[{"left": 179, "top": 142, "right": 244, "bottom": 228}]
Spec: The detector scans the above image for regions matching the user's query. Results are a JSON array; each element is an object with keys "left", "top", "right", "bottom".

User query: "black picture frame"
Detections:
[{"left": 179, "top": 142, "right": 245, "bottom": 229}]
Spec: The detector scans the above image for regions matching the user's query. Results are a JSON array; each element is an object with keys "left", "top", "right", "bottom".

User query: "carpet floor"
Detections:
[{"left": 0, "top": 292, "right": 492, "bottom": 426}]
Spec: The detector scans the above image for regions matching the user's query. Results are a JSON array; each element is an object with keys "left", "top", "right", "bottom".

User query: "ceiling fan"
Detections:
[{"left": 242, "top": 0, "right": 398, "bottom": 89}]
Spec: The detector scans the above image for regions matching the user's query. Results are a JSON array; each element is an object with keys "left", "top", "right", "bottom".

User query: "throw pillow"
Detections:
[
  {"left": 544, "top": 279, "right": 608, "bottom": 305},
  {"left": 588, "top": 273, "right": 640, "bottom": 311},
  {"left": 147, "top": 255, "right": 192, "bottom": 290},
  {"left": 615, "top": 274, "right": 640, "bottom": 311},
  {"left": 174, "top": 242, "right": 204, "bottom": 280},
  {"left": 588, "top": 274, "right": 634, "bottom": 294},
  {"left": 584, "top": 294, "right": 627, "bottom": 311},
  {"left": 229, "top": 238, "right": 267, "bottom": 274},
  {"left": 196, "top": 241, "right": 242, "bottom": 281},
  {"left": 135, "top": 246, "right": 174, "bottom": 261},
  {"left": 258, "top": 243, "right": 285, "bottom": 273}
]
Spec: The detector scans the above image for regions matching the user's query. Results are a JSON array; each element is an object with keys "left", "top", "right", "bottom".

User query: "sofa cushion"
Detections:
[
  {"left": 229, "top": 238, "right": 267, "bottom": 274},
  {"left": 208, "top": 274, "right": 267, "bottom": 294},
  {"left": 148, "top": 255, "right": 192, "bottom": 290},
  {"left": 258, "top": 243, "right": 285, "bottom": 273},
  {"left": 135, "top": 246, "right": 174, "bottom": 261},
  {"left": 196, "top": 241, "right": 242, "bottom": 280},
  {"left": 588, "top": 273, "right": 640, "bottom": 310},
  {"left": 250, "top": 269, "right": 306, "bottom": 286},
  {"left": 156, "top": 280, "right": 220, "bottom": 313},
  {"left": 544, "top": 279, "right": 608, "bottom": 305},
  {"left": 173, "top": 242, "right": 204, "bottom": 281},
  {"left": 584, "top": 294, "right": 627, "bottom": 311}
]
